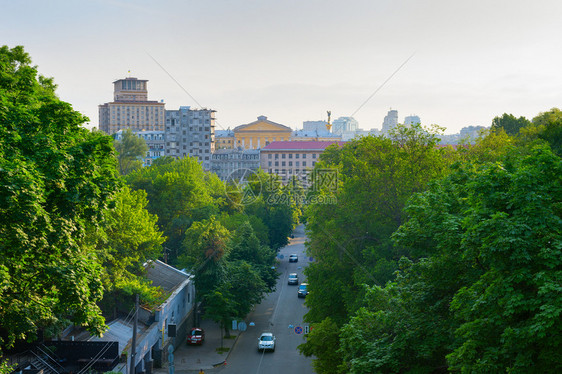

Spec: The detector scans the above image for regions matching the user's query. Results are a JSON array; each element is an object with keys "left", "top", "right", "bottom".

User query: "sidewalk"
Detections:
[{"left": 154, "top": 319, "right": 240, "bottom": 374}]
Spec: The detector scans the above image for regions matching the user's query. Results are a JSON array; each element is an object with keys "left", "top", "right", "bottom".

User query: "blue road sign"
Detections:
[
  {"left": 238, "top": 321, "right": 247, "bottom": 331},
  {"left": 294, "top": 326, "right": 303, "bottom": 335}
]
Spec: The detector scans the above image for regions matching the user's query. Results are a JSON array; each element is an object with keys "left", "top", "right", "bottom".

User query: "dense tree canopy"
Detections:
[
  {"left": 299, "top": 124, "right": 456, "bottom": 371},
  {"left": 491, "top": 113, "right": 531, "bottom": 135},
  {"left": 336, "top": 144, "right": 562, "bottom": 373},
  {"left": 0, "top": 46, "right": 120, "bottom": 349},
  {"left": 114, "top": 128, "right": 148, "bottom": 175}
]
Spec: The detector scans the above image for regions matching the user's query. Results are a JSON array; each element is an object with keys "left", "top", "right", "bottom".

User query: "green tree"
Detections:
[
  {"left": 301, "top": 124, "right": 456, "bottom": 372},
  {"left": 531, "top": 108, "right": 562, "bottom": 156},
  {"left": 490, "top": 113, "right": 531, "bottom": 135},
  {"left": 126, "top": 157, "right": 220, "bottom": 265},
  {"left": 346, "top": 144, "right": 562, "bottom": 373},
  {"left": 229, "top": 221, "right": 278, "bottom": 291},
  {"left": 447, "top": 145, "right": 562, "bottom": 372},
  {"left": 178, "top": 217, "right": 231, "bottom": 302},
  {"left": 0, "top": 46, "right": 120, "bottom": 350},
  {"left": 114, "top": 128, "right": 148, "bottom": 175},
  {"left": 91, "top": 186, "right": 166, "bottom": 315}
]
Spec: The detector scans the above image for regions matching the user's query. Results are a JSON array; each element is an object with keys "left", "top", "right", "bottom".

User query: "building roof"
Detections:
[
  {"left": 99, "top": 100, "right": 165, "bottom": 105},
  {"left": 292, "top": 129, "right": 341, "bottom": 138},
  {"left": 213, "top": 148, "right": 260, "bottom": 155},
  {"left": 145, "top": 260, "right": 190, "bottom": 293},
  {"left": 262, "top": 141, "right": 346, "bottom": 151},
  {"left": 216, "top": 129, "right": 235, "bottom": 137},
  {"left": 234, "top": 116, "right": 292, "bottom": 132}
]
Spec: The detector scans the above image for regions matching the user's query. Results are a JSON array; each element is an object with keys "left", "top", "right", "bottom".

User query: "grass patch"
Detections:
[
  {"left": 216, "top": 347, "right": 230, "bottom": 354},
  {"left": 225, "top": 334, "right": 237, "bottom": 339}
]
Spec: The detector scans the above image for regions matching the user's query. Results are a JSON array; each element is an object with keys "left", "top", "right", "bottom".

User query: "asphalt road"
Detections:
[{"left": 220, "top": 224, "right": 315, "bottom": 374}]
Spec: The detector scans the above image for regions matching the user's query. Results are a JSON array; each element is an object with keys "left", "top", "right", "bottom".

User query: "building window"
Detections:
[
  {"left": 282, "top": 161, "right": 286, "bottom": 166},
  {"left": 296, "top": 161, "right": 299, "bottom": 167},
  {"left": 282, "top": 154, "right": 286, "bottom": 159},
  {"left": 289, "top": 161, "right": 292, "bottom": 166},
  {"left": 289, "top": 154, "right": 293, "bottom": 159},
  {"left": 296, "top": 154, "right": 299, "bottom": 159},
  {"left": 275, "top": 154, "right": 279, "bottom": 159},
  {"left": 268, "top": 154, "right": 272, "bottom": 159},
  {"left": 268, "top": 161, "right": 272, "bottom": 167},
  {"left": 275, "top": 161, "right": 279, "bottom": 166},
  {"left": 302, "top": 153, "right": 306, "bottom": 158},
  {"left": 312, "top": 153, "right": 317, "bottom": 159},
  {"left": 303, "top": 161, "right": 307, "bottom": 167}
]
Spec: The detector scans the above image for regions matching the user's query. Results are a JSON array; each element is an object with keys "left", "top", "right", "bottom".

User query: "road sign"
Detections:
[
  {"left": 232, "top": 320, "right": 238, "bottom": 330},
  {"left": 304, "top": 325, "right": 309, "bottom": 334},
  {"left": 238, "top": 321, "right": 247, "bottom": 331},
  {"left": 294, "top": 326, "right": 303, "bottom": 335}
]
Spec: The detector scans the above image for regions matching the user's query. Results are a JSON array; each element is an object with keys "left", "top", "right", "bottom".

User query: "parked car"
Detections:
[
  {"left": 288, "top": 273, "right": 299, "bottom": 285},
  {"left": 298, "top": 283, "right": 309, "bottom": 298},
  {"left": 187, "top": 327, "right": 205, "bottom": 345},
  {"left": 258, "top": 332, "right": 276, "bottom": 352},
  {"left": 289, "top": 254, "right": 298, "bottom": 263}
]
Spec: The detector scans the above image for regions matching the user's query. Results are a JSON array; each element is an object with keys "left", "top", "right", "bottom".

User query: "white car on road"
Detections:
[{"left": 258, "top": 332, "right": 276, "bottom": 352}]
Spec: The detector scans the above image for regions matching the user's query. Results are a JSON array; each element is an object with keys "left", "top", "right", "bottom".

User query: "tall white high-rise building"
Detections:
[
  {"left": 382, "top": 109, "right": 398, "bottom": 133},
  {"left": 332, "top": 117, "right": 359, "bottom": 135},
  {"left": 404, "top": 115, "right": 421, "bottom": 126}
]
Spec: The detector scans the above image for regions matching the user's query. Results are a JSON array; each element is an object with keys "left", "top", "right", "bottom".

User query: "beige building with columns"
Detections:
[{"left": 233, "top": 116, "right": 292, "bottom": 149}]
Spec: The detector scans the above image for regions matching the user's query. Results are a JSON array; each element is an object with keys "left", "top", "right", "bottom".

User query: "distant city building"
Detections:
[
  {"left": 382, "top": 109, "right": 398, "bottom": 133},
  {"left": 353, "top": 128, "right": 381, "bottom": 138},
  {"left": 303, "top": 120, "right": 329, "bottom": 132},
  {"left": 215, "top": 129, "right": 235, "bottom": 149},
  {"left": 211, "top": 148, "right": 260, "bottom": 181},
  {"left": 233, "top": 116, "right": 292, "bottom": 149},
  {"left": 99, "top": 77, "right": 165, "bottom": 134},
  {"left": 291, "top": 129, "right": 342, "bottom": 142},
  {"left": 292, "top": 120, "right": 341, "bottom": 141},
  {"left": 165, "top": 106, "right": 216, "bottom": 170},
  {"left": 332, "top": 117, "right": 359, "bottom": 135},
  {"left": 439, "top": 125, "right": 489, "bottom": 145},
  {"left": 261, "top": 141, "right": 345, "bottom": 185},
  {"left": 113, "top": 129, "right": 165, "bottom": 167},
  {"left": 459, "top": 125, "right": 487, "bottom": 139},
  {"left": 404, "top": 115, "right": 421, "bottom": 126}
]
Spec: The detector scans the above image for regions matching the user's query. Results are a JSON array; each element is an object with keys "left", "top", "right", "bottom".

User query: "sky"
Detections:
[{"left": 2, "top": 0, "right": 562, "bottom": 134}]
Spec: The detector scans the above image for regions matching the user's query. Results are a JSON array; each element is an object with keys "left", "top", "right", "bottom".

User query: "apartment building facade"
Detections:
[
  {"left": 165, "top": 106, "right": 216, "bottom": 170},
  {"left": 211, "top": 148, "right": 260, "bottom": 181},
  {"left": 260, "top": 141, "right": 345, "bottom": 184},
  {"left": 99, "top": 77, "right": 165, "bottom": 134}
]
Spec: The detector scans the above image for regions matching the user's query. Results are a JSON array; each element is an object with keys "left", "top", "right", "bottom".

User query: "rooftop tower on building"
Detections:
[{"left": 99, "top": 77, "right": 166, "bottom": 135}]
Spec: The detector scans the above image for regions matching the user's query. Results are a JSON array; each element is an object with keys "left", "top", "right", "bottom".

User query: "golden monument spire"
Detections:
[{"left": 326, "top": 110, "right": 332, "bottom": 131}]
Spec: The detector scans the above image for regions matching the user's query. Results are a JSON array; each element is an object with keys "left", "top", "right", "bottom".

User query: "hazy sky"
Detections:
[{"left": 3, "top": 0, "right": 562, "bottom": 133}]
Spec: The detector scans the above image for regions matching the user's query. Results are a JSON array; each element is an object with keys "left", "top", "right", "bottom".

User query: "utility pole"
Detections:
[{"left": 130, "top": 294, "right": 139, "bottom": 374}]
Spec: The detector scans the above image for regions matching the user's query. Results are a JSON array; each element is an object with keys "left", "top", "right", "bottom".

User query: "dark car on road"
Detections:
[
  {"left": 288, "top": 273, "right": 299, "bottom": 285},
  {"left": 187, "top": 327, "right": 205, "bottom": 345},
  {"left": 297, "top": 283, "right": 309, "bottom": 298},
  {"left": 289, "top": 254, "right": 298, "bottom": 262}
]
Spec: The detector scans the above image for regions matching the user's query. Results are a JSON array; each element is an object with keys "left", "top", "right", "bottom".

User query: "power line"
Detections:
[{"left": 350, "top": 52, "right": 416, "bottom": 118}]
